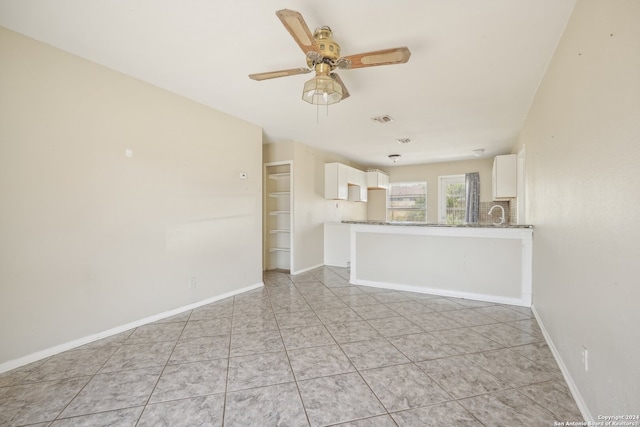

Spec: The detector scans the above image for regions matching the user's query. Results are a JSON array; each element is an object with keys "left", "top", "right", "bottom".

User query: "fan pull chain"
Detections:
[{"left": 315, "top": 101, "right": 331, "bottom": 123}]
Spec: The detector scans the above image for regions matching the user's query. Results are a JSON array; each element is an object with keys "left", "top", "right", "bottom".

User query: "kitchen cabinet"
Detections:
[
  {"left": 492, "top": 154, "right": 517, "bottom": 200},
  {"left": 348, "top": 168, "right": 367, "bottom": 202},
  {"left": 348, "top": 184, "right": 367, "bottom": 202},
  {"left": 265, "top": 162, "right": 292, "bottom": 271},
  {"left": 325, "top": 162, "right": 349, "bottom": 200},
  {"left": 325, "top": 162, "right": 367, "bottom": 202},
  {"left": 366, "top": 170, "right": 389, "bottom": 189}
]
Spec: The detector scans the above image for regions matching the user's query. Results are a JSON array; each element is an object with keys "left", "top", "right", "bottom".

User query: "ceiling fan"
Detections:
[{"left": 249, "top": 9, "right": 411, "bottom": 105}]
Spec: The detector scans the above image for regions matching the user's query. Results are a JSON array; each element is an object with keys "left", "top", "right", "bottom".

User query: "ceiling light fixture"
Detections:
[
  {"left": 472, "top": 149, "right": 485, "bottom": 157},
  {"left": 371, "top": 115, "right": 394, "bottom": 124},
  {"left": 388, "top": 154, "right": 401, "bottom": 163},
  {"left": 396, "top": 138, "right": 412, "bottom": 144},
  {"left": 302, "top": 63, "right": 343, "bottom": 105}
]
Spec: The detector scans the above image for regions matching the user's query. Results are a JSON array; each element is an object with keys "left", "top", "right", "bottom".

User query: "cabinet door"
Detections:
[
  {"left": 380, "top": 173, "right": 389, "bottom": 189},
  {"left": 359, "top": 183, "right": 368, "bottom": 202},
  {"left": 325, "top": 163, "right": 348, "bottom": 200},
  {"left": 358, "top": 170, "right": 368, "bottom": 201},
  {"left": 492, "top": 155, "right": 517, "bottom": 200},
  {"left": 367, "top": 171, "right": 389, "bottom": 189},
  {"left": 348, "top": 167, "right": 367, "bottom": 202}
]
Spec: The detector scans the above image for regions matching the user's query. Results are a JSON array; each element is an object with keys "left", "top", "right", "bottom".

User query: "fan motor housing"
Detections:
[{"left": 307, "top": 26, "right": 341, "bottom": 67}]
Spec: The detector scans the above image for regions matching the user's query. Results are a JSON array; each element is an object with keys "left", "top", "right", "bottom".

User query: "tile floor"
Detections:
[{"left": 0, "top": 266, "right": 583, "bottom": 426}]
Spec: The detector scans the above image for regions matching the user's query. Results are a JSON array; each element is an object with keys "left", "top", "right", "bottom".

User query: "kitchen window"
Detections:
[{"left": 387, "top": 182, "right": 427, "bottom": 223}]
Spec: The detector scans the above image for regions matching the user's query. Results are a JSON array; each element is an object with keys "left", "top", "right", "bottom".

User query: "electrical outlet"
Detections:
[
  {"left": 581, "top": 346, "right": 589, "bottom": 371},
  {"left": 189, "top": 276, "right": 197, "bottom": 289}
]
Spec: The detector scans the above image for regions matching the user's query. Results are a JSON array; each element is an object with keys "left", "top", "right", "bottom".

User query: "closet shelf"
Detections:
[
  {"left": 268, "top": 172, "right": 290, "bottom": 179},
  {"left": 265, "top": 162, "right": 292, "bottom": 272}
]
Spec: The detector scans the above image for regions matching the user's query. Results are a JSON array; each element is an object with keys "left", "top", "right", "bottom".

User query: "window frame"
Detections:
[{"left": 386, "top": 181, "right": 428, "bottom": 223}]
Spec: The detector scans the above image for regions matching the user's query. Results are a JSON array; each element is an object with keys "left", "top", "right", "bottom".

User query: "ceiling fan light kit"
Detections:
[
  {"left": 302, "top": 63, "right": 343, "bottom": 105},
  {"left": 302, "top": 75, "right": 342, "bottom": 105},
  {"left": 249, "top": 9, "right": 411, "bottom": 106}
]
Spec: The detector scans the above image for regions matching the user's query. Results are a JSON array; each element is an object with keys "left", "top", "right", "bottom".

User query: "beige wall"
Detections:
[
  {"left": 0, "top": 28, "right": 263, "bottom": 365},
  {"left": 381, "top": 158, "right": 494, "bottom": 223},
  {"left": 515, "top": 0, "right": 640, "bottom": 417},
  {"left": 366, "top": 189, "right": 388, "bottom": 221},
  {"left": 263, "top": 141, "right": 367, "bottom": 273}
]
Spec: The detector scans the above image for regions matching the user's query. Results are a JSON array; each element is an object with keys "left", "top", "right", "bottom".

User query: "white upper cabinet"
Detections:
[
  {"left": 366, "top": 170, "right": 389, "bottom": 189},
  {"left": 325, "top": 162, "right": 367, "bottom": 202},
  {"left": 348, "top": 168, "right": 367, "bottom": 202},
  {"left": 492, "top": 154, "right": 517, "bottom": 200},
  {"left": 325, "top": 162, "right": 349, "bottom": 200}
]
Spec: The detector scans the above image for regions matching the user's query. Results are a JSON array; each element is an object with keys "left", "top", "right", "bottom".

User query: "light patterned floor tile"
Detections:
[
  {"left": 0, "top": 269, "right": 581, "bottom": 427},
  {"left": 50, "top": 406, "right": 144, "bottom": 427},
  {"left": 459, "top": 389, "right": 557, "bottom": 426},
  {"left": 0, "top": 377, "right": 90, "bottom": 426},
  {"left": 360, "top": 363, "right": 452, "bottom": 412},
  {"left": 138, "top": 394, "right": 224, "bottom": 427},
  {"left": 149, "top": 359, "right": 227, "bottom": 403},
  {"left": 298, "top": 372, "right": 386, "bottom": 427},
  {"left": 392, "top": 401, "right": 483, "bottom": 426},
  {"left": 288, "top": 345, "right": 355, "bottom": 381},
  {"left": 225, "top": 383, "right": 308, "bottom": 427},
  {"left": 60, "top": 367, "right": 161, "bottom": 418},
  {"left": 227, "top": 351, "right": 294, "bottom": 391}
]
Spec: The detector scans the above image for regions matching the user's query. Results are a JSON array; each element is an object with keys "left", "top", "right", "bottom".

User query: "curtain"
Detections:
[{"left": 465, "top": 172, "right": 480, "bottom": 223}]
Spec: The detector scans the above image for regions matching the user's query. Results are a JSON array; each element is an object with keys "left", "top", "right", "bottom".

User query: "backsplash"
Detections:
[
  {"left": 478, "top": 201, "right": 514, "bottom": 225},
  {"left": 509, "top": 199, "right": 518, "bottom": 225}
]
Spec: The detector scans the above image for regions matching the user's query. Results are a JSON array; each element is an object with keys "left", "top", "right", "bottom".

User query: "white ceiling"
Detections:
[{"left": 0, "top": 0, "right": 576, "bottom": 167}]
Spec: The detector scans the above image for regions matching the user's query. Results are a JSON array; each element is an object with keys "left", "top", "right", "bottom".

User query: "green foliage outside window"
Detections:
[{"left": 445, "top": 183, "right": 466, "bottom": 224}]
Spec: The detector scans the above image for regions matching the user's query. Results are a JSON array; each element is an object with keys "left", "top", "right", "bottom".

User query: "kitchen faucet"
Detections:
[{"left": 488, "top": 205, "right": 505, "bottom": 225}]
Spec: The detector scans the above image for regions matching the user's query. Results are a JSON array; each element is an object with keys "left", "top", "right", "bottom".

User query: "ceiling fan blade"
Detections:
[
  {"left": 249, "top": 68, "right": 311, "bottom": 81},
  {"left": 276, "top": 9, "right": 321, "bottom": 55},
  {"left": 342, "top": 47, "right": 411, "bottom": 69},
  {"left": 330, "top": 73, "right": 350, "bottom": 100}
]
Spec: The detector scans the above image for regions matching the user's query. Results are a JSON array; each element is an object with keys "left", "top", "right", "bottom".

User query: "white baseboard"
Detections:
[
  {"left": 324, "top": 262, "right": 349, "bottom": 268},
  {"left": 291, "top": 263, "right": 324, "bottom": 276},
  {"left": 353, "top": 278, "right": 529, "bottom": 307},
  {"left": 531, "top": 305, "right": 592, "bottom": 422},
  {"left": 0, "top": 282, "right": 264, "bottom": 374}
]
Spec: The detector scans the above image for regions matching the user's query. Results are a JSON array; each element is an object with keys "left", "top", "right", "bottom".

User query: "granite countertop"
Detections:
[{"left": 342, "top": 220, "right": 533, "bottom": 229}]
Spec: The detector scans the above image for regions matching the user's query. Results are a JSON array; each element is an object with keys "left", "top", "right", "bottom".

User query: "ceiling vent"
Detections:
[{"left": 396, "top": 138, "right": 412, "bottom": 144}]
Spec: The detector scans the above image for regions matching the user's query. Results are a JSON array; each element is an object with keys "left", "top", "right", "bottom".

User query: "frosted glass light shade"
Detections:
[{"left": 302, "top": 75, "right": 343, "bottom": 105}]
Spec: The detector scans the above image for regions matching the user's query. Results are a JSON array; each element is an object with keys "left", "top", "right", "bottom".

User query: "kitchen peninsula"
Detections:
[{"left": 328, "top": 221, "right": 533, "bottom": 307}]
